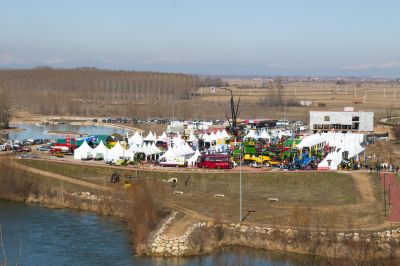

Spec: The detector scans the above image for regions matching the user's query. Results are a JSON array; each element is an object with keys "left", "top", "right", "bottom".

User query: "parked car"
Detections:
[
  {"left": 33, "top": 139, "right": 44, "bottom": 145},
  {"left": 37, "top": 145, "right": 51, "bottom": 151},
  {"left": 22, "top": 147, "right": 32, "bottom": 152}
]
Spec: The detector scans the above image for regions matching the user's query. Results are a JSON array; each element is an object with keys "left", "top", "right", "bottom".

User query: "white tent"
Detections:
[
  {"left": 91, "top": 141, "right": 109, "bottom": 159},
  {"left": 216, "top": 130, "right": 224, "bottom": 140},
  {"left": 297, "top": 134, "right": 325, "bottom": 149},
  {"left": 202, "top": 133, "right": 211, "bottom": 143},
  {"left": 221, "top": 129, "right": 231, "bottom": 139},
  {"left": 106, "top": 142, "right": 125, "bottom": 162},
  {"left": 128, "top": 131, "right": 143, "bottom": 148},
  {"left": 143, "top": 131, "right": 156, "bottom": 142},
  {"left": 188, "top": 133, "right": 197, "bottom": 142},
  {"left": 187, "top": 149, "right": 201, "bottom": 166},
  {"left": 159, "top": 147, "right": 178, "bottom": 159},
  {"left": 259, "top": 130, "right": 271, "bottom": 140},
  {"left": 157, "top": 131, "right": 168, "bottom": 143},
  {"left": 150, "top": 143, "right": 163, "bottom": 155},
  {"left": 244, "top": 130, "right": 258, "bottom": 140},
  {"left": 172, "top": 134, "right": 184, "bottom": 146},
  {"left": 125, "top": 146, "right": 136, "bottom": 161},
  {"left": 183, "top": 142, "right": 195, "bottom": 155},
  {"left": 278, "top": 130, "right": 292, "bottom": 139},
  {"left": 74, "top": 141, "right": 94, "bottom": 160},
  {"left": 209, "top": 131, "right": 217, "bottom": 142},
  {"left": 318, "top": 152, "right": 341, "bottom": 170},
  {"left": 316, "top": 132, "right": 365, "bottom": 170}
]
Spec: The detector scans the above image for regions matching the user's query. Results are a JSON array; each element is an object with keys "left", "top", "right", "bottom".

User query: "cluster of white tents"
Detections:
[
  {"left": 159, "top": 142, "right": 200, "bottom": 165},
  {"left": 243, "top": 129, "right": 293, "bottom": 141},
  {"left": 200, "top": 129, "right": 231, "bottom": 152},
  {"left": 74, "top": 131, "right": 164, "bottom": 162},
  {"left": 296, "top": 132, "right": 366, "bottom": 170}
]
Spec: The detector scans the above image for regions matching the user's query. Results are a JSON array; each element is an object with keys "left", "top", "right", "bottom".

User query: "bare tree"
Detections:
[{"left": 0, "top": 90, "right": 10, "bottom": 129}]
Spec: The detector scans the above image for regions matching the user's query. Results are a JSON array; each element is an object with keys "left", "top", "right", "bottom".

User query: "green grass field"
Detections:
[
  {"left": 18, "top": 159, "right": 383, "bottom": 227},
  {"left": 20, "top": 160, "right": 357, "bottom": 204}
]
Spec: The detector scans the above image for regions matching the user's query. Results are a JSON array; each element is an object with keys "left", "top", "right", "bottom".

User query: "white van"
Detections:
[
  {"left": 0, "top": 145, "right": 6, "bottom": 151},
  {"left": 276, "top": 120, "right": 289, "bottom": 127},
  {"left": 159, "top": 157, "right": 187, "bottom": 167}
]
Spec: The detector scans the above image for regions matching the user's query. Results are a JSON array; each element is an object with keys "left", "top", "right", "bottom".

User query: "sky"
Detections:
[{"left": 0, "top": 0, "right": 400, "bottom": 77}]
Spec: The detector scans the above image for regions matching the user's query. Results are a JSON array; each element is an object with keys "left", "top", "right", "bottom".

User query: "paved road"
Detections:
[{"left": 381, "top": 172, "right": 400, "bottom": 222}]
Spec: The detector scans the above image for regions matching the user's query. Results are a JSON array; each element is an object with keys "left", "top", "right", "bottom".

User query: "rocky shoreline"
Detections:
[{"left": 146, "top": 213, "right": 400, "bottom": 261}]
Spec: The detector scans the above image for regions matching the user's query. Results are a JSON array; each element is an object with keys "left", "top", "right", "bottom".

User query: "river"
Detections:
[
  {"left": 6, "top": 123, "right": 130, "bottom": 140},
  {"left": 0, "top": 200, "right": 314, "bottom": 266}
]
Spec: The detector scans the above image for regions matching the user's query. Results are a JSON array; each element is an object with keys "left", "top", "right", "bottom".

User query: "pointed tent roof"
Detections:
[
  {"left": 244, "top": 130, "right": 258, "bottom": 139},
  {"left": 188, "top": 133, "right": 197, "bottom": 142},
  {"left": 143, "top": 131, "right": 156, "bottom": 142},
  {"left": 129, "top": 131, "right": 143, "bottom": 144},
  {"left": 106, "top": 141, "right": 125, "bottom": 161},
  {"left": 216, "top": 130, "right": 224, "bottom": 140},
  {"left": 74, "top": 141, "right": 93, "bottom": 160},
  {"left": 221, "top": 129, "right": 231, "bottom": 139},
  {"left": 160, "top": 147, "right": 178, "bottom": 159},
  {"left": 150, "top": 143, "right": 162, "bottom": 154},
  {"left": 157, "top": 131, "right": 168, "bottom": 142},
  {"left": 209, "top": 131, "right": 217, "bottom": 142},
  {"left": 187, "top": 149, "right": 201, "bottom": 165},
  {"left": 92, "top": 141, "right": 109, "bottom": 156},
  {"left": 173, "top": 145, "right": 186, "bottom": 156},
  {"left": 202, "top": 133, "right": 211, "bottom": 142},
  {"left": 172, "top": 134, "right": 184, "bottom": 146},
  {"left": 183, "top": 142, "right": 195, "bottom": 155},
  {"left": 259, "top": 130, "right": 271, "bottom": 139}
]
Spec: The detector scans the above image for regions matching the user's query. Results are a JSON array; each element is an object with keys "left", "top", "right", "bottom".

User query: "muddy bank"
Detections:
[{"left": 47, "top": 130, "right": 83, "bottom": 136}]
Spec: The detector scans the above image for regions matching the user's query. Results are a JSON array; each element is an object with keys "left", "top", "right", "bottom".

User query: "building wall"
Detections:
[{"left": 309, "top": 111, "right": 374, "bottom": 132}]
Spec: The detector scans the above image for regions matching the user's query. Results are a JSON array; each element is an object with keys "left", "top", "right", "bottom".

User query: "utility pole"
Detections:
[{"left": 240, "top": 150, "right": 242, "bottom": 222}]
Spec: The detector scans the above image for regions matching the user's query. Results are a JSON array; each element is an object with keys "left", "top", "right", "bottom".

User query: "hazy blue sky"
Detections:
[{"left": 1, "top": 0, "right": 399, "bottom": 76}]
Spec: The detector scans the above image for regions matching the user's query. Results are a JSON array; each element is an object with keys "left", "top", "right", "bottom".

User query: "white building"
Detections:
[{"left": 309, "top": 107, "right": 373, "bottom": 133}]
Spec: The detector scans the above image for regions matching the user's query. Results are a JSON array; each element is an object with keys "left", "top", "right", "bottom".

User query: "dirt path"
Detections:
[
  {"left": 14, "top": 160, "right": 111, "bottom": 192},
  {"left": 163, "top": 202, "right": 210, "bottom": 237},
  {"left": 349, "top": 171, "right": 376, "bottom": 204},
  {"left": 14, "top": 159, "right": 209, "bottom": 235}
]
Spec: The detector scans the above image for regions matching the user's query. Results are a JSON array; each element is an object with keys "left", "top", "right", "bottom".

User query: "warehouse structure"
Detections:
[{"left": 310, "top": 107, "right": 374, "bottom": 133}]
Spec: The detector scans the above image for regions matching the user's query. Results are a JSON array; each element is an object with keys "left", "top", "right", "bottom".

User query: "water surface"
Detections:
[
  {"left": 0, "top": 200, "right": 318, "bottom": 265},
  {"left": 7, "top": 123, "right": 130, "bottom": 140}
]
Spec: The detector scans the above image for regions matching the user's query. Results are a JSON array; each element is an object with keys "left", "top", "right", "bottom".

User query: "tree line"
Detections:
[{"left": 0, "top": 68, "right": 225, "bottom": 117}]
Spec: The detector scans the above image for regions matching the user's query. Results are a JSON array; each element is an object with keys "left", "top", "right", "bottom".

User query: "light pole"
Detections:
[
  {"left": 211, "top": 86, "right": 242, "bottom": 221},
  {"left": 240, "top": 149, "right": 242, "bottom": 222}
]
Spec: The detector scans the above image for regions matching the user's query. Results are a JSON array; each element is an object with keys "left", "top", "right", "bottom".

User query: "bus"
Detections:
[{"left": 197, "top": 154, "right": 232, "bottom": 169}]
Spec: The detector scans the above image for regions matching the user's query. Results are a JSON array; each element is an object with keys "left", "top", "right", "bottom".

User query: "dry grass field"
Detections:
[
  {"left": 122, "top": 79, "right": 400, "bottom": 121},
  {"left": 19, "top": 159, "right": 385, "bottom": 229},
  {"left": 196, "top": 79, "right": 400, "bottom": 121}
]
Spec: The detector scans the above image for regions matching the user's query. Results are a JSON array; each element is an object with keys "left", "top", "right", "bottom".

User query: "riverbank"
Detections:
[
  {"left": 2, "top": 156, "right": 400, "bottom": 263},
  {"left": 147, "top": 214, "right": 400, "bottom": 264}
]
